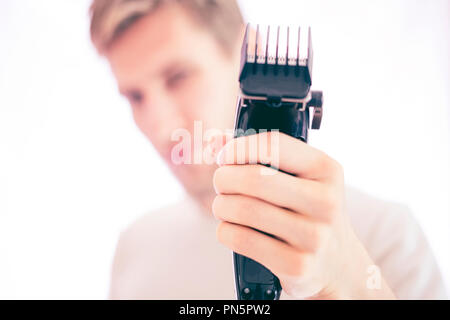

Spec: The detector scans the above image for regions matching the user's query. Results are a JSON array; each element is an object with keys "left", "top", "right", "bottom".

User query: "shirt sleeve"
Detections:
[{"left": 363, "top": 202, "right": 448, "bottom": 299}]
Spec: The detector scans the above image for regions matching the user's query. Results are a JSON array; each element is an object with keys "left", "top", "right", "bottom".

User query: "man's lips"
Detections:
[
  {"left": 161, "top": 146, "right": 185, "bottom": 165},
  {"left": 161, "top": 136, "right": 225, "bottom": 165}
]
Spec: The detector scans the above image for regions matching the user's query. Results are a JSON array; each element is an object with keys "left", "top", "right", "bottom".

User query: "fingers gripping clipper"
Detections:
[{"left": 232, "top": 24, "right": 323, "bottom": 300}]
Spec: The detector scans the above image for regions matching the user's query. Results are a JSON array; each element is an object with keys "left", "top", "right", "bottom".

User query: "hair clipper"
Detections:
[{"left": 232, "top": 24, "right": 323, "bottom": 300}]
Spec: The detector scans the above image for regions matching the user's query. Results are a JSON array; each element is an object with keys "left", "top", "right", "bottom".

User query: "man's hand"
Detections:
[{"left": 212, "top": 132, "right": 396, "bottom": 299}]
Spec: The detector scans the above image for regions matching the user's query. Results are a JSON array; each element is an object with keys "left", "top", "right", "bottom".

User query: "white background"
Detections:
[{"left": 0, "top": 0, "right": 449, "bottom": 299}]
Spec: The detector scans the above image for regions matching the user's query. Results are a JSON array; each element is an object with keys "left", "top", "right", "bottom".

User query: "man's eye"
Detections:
[{"left": 166, "top": 71, "right": 189, "bottom": 89}]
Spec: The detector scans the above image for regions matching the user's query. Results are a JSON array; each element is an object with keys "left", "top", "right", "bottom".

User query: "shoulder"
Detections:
[
  {"left": 345, "top": 185, "right": 447, "bottom": 299},
  {"left": 108, "top": 196, "right": 208, "bottom": 299},
  {"left": 118, "top": 197, "right": 202, "bottom": 244},
  {"left": 345, "top": 186, "right": 412, "bottom": 248}
]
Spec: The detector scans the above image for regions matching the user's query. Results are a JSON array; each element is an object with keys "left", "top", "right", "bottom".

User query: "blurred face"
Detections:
[{"left": 105, "top": 4, "right": 243, "bottom": 207}]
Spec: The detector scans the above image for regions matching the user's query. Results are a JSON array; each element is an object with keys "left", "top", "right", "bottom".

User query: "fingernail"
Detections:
[{"left": 216, "top": 147, "right": 225, "bottom": 166}]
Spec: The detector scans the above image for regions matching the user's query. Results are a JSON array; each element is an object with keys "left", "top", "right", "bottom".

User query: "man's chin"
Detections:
[{"left": 171, "top": 165, "right": 217, "bottom": 212}]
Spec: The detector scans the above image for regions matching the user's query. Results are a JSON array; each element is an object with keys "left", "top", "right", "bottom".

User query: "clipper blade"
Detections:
[{"left": 239, "top": 24, "right": 314, "bottom": 100}]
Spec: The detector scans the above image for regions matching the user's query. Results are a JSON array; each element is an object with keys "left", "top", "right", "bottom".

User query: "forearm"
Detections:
[{"left": 318, "top": 240, "right": 397, "bottom": 300}]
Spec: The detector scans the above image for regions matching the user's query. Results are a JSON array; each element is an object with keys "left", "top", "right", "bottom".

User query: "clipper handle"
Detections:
[
  {"left": 232, "top": 98, "right": 311, "bottom": 300},
  {"left": 233, "top": 252, "right": 281, "bottom": 300}
]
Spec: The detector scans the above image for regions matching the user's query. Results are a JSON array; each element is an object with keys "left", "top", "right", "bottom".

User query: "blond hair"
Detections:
[{"left": 89, "top": 0, "right": 244, "bottom": 54}]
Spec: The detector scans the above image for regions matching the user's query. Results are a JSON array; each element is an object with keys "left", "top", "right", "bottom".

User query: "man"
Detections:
[{"left": 89, "top": 0, "right": 447, "bottom": 299}]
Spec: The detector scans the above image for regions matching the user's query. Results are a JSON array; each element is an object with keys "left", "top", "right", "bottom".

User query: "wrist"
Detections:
[
  {"left": 314, "top": 233, "right": 397, "bottom": 300},
  {"left": 338, "top": 237, "right": 396, "bottom": 300}
]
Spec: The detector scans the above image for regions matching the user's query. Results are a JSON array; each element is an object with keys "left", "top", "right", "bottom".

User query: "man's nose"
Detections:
[{"left": 141, "top": 94, "right": 188, "bottom": 142}]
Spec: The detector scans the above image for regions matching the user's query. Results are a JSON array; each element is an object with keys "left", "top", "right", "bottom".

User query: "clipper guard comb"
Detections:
[{"left": 232, "top": 24, "right": 323, "bottom": 300}]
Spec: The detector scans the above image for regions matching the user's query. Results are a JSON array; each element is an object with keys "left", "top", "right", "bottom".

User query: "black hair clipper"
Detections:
[{"left": 232, "top": 24, "right": 323, "bottom": 300}]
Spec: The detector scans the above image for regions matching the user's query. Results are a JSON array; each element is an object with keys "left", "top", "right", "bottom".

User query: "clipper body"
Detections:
[{"left": 233, "top": 24, "right": 323, "bottom": 300}]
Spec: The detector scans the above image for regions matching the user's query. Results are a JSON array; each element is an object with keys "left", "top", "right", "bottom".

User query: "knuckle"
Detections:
[
  {"left": 334, "top": 160, "right": 344, "bottom": 175},
  {"left": 317, "top": 153, "right": 343, "bottom": 180},
  {"left": 320, "top": 186, "right": 340, "bottom": 219},
  {"left": 315, "top": 152, "right": 331, "bottom": 171},
  {"left": 327, "top": 158, "right": 344, "bottom": 180},
  {"left": 330, "top": 160, "right": 344, "bottom": 181}
]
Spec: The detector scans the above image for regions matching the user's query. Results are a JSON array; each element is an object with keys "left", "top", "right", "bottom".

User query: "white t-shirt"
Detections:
[{"left": 108, "top": 185, "right": 447, "bottom": 299}]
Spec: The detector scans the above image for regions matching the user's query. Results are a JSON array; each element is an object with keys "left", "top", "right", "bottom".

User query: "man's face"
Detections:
[{"left": 105, "top": 4, "right": 242, "bottom": 204}]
